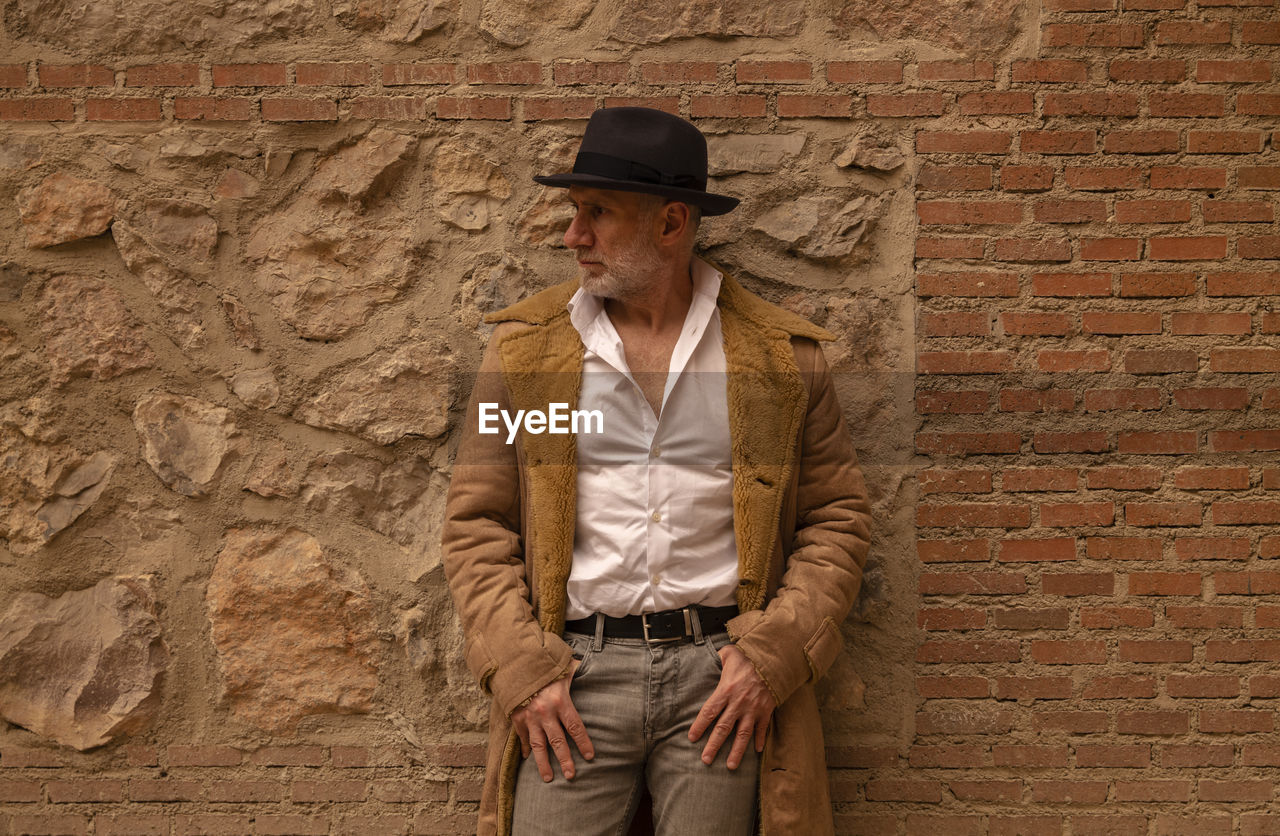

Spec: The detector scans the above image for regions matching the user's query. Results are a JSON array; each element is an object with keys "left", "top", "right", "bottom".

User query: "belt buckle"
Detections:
[{"left": 641, "top": 610, "right": 686, "bottom": 644}]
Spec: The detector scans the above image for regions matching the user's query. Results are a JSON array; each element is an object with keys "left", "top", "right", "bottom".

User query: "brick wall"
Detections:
[{"left": 2, "top": 0, "right": 1278, "bottom": 833}]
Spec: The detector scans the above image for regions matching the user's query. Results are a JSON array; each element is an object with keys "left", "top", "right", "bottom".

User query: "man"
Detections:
[{"left": 443, "top": 107, "right": 872, "bottom": 836}]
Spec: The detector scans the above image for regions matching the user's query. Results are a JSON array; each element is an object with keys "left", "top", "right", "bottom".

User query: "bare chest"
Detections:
[{"left": 617, "top": 330, "right": 681, "bottom": 418}]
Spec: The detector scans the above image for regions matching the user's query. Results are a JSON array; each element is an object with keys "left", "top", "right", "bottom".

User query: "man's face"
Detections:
[{"left": 563, "top": 186, "right": 665, "bottom": 301}]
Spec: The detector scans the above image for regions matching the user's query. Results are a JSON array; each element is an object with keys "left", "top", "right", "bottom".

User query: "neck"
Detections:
[{"left": 604, "top": 252, "right": 696, "bottom": 334}]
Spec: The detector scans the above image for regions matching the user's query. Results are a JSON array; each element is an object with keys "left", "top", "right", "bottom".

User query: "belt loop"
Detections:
[
  {"left": 689, "top": 606, "right": 706, "bottom": 645},
  {"left": 592, "top": 612, "right": 605, "bottom": 652}
]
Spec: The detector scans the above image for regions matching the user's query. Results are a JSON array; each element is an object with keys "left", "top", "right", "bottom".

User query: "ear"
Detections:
[{"left": 657, "top": 201, "right": 691, "bottom": 245}]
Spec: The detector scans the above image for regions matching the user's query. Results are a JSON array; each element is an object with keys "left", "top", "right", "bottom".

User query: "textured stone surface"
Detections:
[
  {"left": 112, "top": 222, "right": 207, "bottom": 351},
  {"left": 836, "top": 0, "right": 1026, "bottom": 53},
  {"left": 0, "top": 421, "right": 116, "bottom": 555},
  {"left": 38, "top": 274, "right": 156, "bottom": 386},
  {"left": 141, "top": 199, "right": 219, "bottom": 262},
  {"left": 480, "top": 0, "right": 592, "bottom": 46},
  {"left": 753, "top": 194, "right": 882, "bottom": 260},
  {"left": 16, "top": 173, "right": 114, "bottom": 249},
  {"left": 133, "top": 393, "right": 238, "bottom": 497},
  {"left": 709, "top": 133, "right": 807, "bottom": 176},
  {"left": 294, "top": 341, "right": 454, "bottom": 444},
  {"left": 301, "top": 452, "right": 450, "bottom": 577},
  {"left": 0, "top": 138, "right": 42, "bottom": 172},
  {"left": 230, "top": 368, "right": 281, "bottom": 409},
  {"left": 0, "top": 576, "right": 167, "bottom": 750},
  {"left": 9, "top": 0, "right": 317, "bottom": 53},
  {"left": 246, "top": 133, "right": 427, "bottom": 341},
  {"left": 454, "top": 255, "right": 538, "bottom": 330},
  {"left": 431, "top": 140, "right": 511, "bottom": 231},
  {"left": 244, "top": 441, "right": 299, "bottom": 498},
  {"left": 611, "top": 0, "right": 805, "bottom": 43},
  {"left": 836, "top": 135, "right": 906, "bottom": 173},
  {"left": 206, "top": 528, "right": 380, "bottom": 733},
  {"left": 334, "top": 0, "right": 459, "bottom": 42},
  {"left": 219, "top": 294, "right": 260, "bottom": 350}
]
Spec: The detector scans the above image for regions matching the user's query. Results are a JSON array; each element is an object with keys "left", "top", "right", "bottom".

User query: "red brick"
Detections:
[
  {"left": 85, "top": 97, "right": 161, "bottom": 120},
  {"left": 521, "top": 97, "right": 595, "bottom": 121},
  {"left": 918, "top": 351, "right": 1015, "bottom": 373},
  {"left": 1198, "top": 59, "right": 1272, "bottom": 82},
  {"left": 916, "top": 390, "right": 989, "bottom": 414},
  {"left": 1066, "top": 166, "right": 1141, "bottom": 191},
  {"left": 919, "top": 469, "right": 992, "bottom": 494},
  {"left": 999, "top": 538, "right": 1076, "bottom": 562},
  {"left": 960, "top": 92, "right": 1033, "bottom": 115},
  {"left": 1150, "top": 166, "right": 1227, "bottom": 190},
  {"left": 1166, "top": 605, "right": 1244, "bottom": 627},
  {"left": 1211, "top": 347, "right": 1280, "bottom": 372},
  {"left": 920, "top": 273, "right": 1021, "bottom": 298},
  {"left": 1200, "top": 710, "right": 1272, "bottom": 734},
  {"left": 1174, "top": 468, "right": 1250, "bottom": 490},
  {"left": 1032, "top": 780, "right": 1109, "bottom": 804},
  {"left": 291, "top": 780, "right": 368, "bottom": 803},
  {"left": 1156, "top": 20, "right": 1231, "bottom": 44},
  {"left": 436, "top": 97, "right": 510, "bottom": 120},
  {"left": 168, "top": 745, "right": 242, "bottom": 767},
  {"left": 641, "top": 62, "right": 717, "bottom": 84},
  {"left": 1076, "top": 744, "right": 1150, "bottom": 767},
  {"left": 261, "top": 98, "right": 337, "bottom": 121},
  {"left": 919, "top": 606, "right": 987, "bottom": 630},
  {"left": 1033, "top": 200, "right": 1106, "bottom": 224},
  {"left": 1083, "top": 606, "right": 1158, "bottom": 629},
  {"left": 1200, "top": 779, "right": 1272, "bottom": 801},
  {"left": 1038, "top": 349, "right": 1111, "bottom": 372},
  {"left": 1211, "top": 430, "right": 1280, "bottom": 452},
  {"left": 337, "top": 816, "right": 410, "bottom": 836},
  {"left": 466, "top": 62, "right": 540, "bottom": 85},
  {"left": 919, "top": 60, "right": 995, "bottom": 81},
  {"left": 1128, "top": 572, "right": 1201, "bottom": 597},
  {"left": 1117, "top": 710, "right": 1189, "bottom": 735},
  {"left": 349, "top": 96, "right": 431, "bottom": 120},
  {"left": 1243, "top": 21, "right": 1280, "bottom": 43},
  {"left": 921, "top": 570, "right": 1029, "bottom": 596},
  {"left": 1241, "top": 168, "right": 1280, "bottom": 191},
  {"left": 1043, "top": 23, "right": 1144, "bottom": 48},
  {"left": 1032, "top": 640, "right": 1106, "bottom": 664},
  {"left": 1125, "top": 501, "right": 1202, "bottom": 526},
  {"left": 993, "top": 608, "right": 1071, "bottom": 629},
  {"left": 827, "top": 61, "right": 902, "bottom": 84},
  {"left": 993, "top": 745, "right": 1071, "bottom": 767},
  {"left": 602, "top": 96, "right": 679, "bottom": 114},
  {"left": 950, "top": 779, "right": 1024, "bottom": 802},
  {"left": 1080, "top": 237, "right": 1142, "bottom": 261},
  {"left": 95, "top": 814, "right": 169, "bottom": 836},
  {"left": 1171, "top": 312, "right": 1250, "bottom": 335},
  {"left": 174, "top": 97, "right": 253, "bottom": 121},
  {"left": 915, "top": 430, "right": 1018, "bottom": 455},
  {"left": 382, "top": 63, "right": 455, "bottom": 86},
  {"left": 1044, "top": 92, "right": 1139, "bottom": 116},
  {"left": 908, "top": 744, "right": 989, "bottom": 766},
  {"left": 916, "top": 130, "right": 1012, "bottom": 154},
  {"left": 777, "top": 95, "right": 851, "bottom": 118},
  {"left": 994, "top": 239, "right": 1070, "bottom": 263},
  {"left": 828, "top": 746, "right": 898, "bottom": 768},
  {"left": 918, "top": 538, "right": 990, "bottom": 563},
  {"left": 129, "top": 778, "right": 202, "bottom": 802},
  {"left": 1041, "top": 502, "right": 1114, "bottom": 526},
  {"left": 1116, "top": 780, "right": 1192, "bottom": 802},
  {"left": 38, "top": 64, "right": 114, "bottom": 87},
  {"left": 918, "top": 164, "right": 992, "bottom": 191},
  {"left": 917, "top": 639, "right": 1021, "bottom": 663},
  {"left": 0, "top": 97, "right": 74, "bottom": 120},
  {"left": 1083, "top": 674, "right": 1158, "bottom": 698},
  {"left": 0, "top": 779, "right": 41, "bottom": 802},
  {"left": 1207, "top": 271, "right": 1280, "bottom": 296},
  {"left": 0, "top": 64, "right": 27, "bottom": 87},
  {"left": 916, "top": 237, "right": 986, "bottom": 259},
  {"left": 126, "top": 63, "right": 198, "bottom": 86},
  {"left": 1104, "top": 129, "right": 1180, "bottom": 154},
  {"left": 206, "top": 780, "right": 283, "bottom": 803},
  {"left": 1012, "top": 59, "right": 1088, "bottom": 83},
  {"left": 1115, "top": 200, "right": 1191, "bottom": 224},
  {"left": 690, "top": 95, "right": 765, "bottom": 118},
  {"left": 1085, "top": 465, "right": 1161, "bottom": 489},
  {"left": 736, "top": 61, "right": 810, "bottom": 83},
  {"left": 297, "top": 62, "right": 373, "bottom": 86},
  {"left": 866, "top": 93, "right": 948, "bottom": 117},
  {"left": 917, "top": 201, "right": 1022, "bottom": 225},
  {"left": 1109, "top": 58, "right": 1186, "bottom": 83},
  {"left": 999, "top": 389, "right": 1076, "bottom": 412},
  {"left": 554, "top": 61, "right": 627, "bottom": 85},
  {"left": 214, "top": 63, "right": 288, "bottom": 86},
  {"left": 1120, "top": 273, "right": 1195, "bottom": 297},
  {"left": 254, "top": 814, "right": 329, "bottom": 836},
  {"left": 1174, "top": 387, "right": 1249, "bottom": 410},
  {"left": 1117, "top": 431, "right": 1197, "bottom": 454},
  {"left": 0, "top": 748, "right": 64, "bottom": 767},
  {"left": 1162, "top": 744, "right": 1233, "bottom": 767},
  {"left": 1033, "top": 432, "right": 1108, "bottom": 453},
  {"left": 1086, "top": 537, "right": 1163, "bottom": 561},
  {"left": 1153, "top": 91, "right": 1226, "bottom": 116},
  {"left": 917, "top": 503, "right": 1031, "bottom": 528},
  {"left": 1214, "top": 501, "right": 1280, "bottom": 525},
  {"left": 10, "top": 814, "right": 90, "bottom": 835},
  {"left": 1204, "top": 200, "right": 1274, "bottom": 223},
  {"left": 1034, "top": 711, "right": 1109, "bottom": 733},
  {"left": 920, "top": 311, "right": 990, "bottom": 336},
  {"left": 1001, "top": 165, "right": 1054, "bottom": 192},
  {"left": 1188, "top": 130, "right": 1266, "bottom": 154},
  {"left": 1238, "top": 93, "right": 1280, "bottom": 116},
  {"left": 1124, "top": 349, "right": 1197, "bottom": 373},
  {"left": 250, "top": 746, "right": 326, "bottom": 767},
  {"left": 1082, "top": 311, "right": 1161, "bottom": 334},
  {"left": 48, "top": 779, "right": 124, "bottom": 803}
]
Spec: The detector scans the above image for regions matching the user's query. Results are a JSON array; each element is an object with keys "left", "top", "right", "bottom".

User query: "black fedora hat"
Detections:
[{"left": 533, "top": 107, "right": 740, "bottom": 216}]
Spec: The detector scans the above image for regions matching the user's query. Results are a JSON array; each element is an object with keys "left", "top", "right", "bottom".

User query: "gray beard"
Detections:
[{"left": 576, "top": 234, "right": 666, "bottom": 302}]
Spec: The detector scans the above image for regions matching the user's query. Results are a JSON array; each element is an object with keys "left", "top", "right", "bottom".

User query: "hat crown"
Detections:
[{"left": 575, "top": 107, "right": 708, "bottom": 182}]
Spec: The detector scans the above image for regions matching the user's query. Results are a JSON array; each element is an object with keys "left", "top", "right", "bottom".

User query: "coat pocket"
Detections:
[
  {"left": 464, "top": 632, "right": 499, "bottom": 694},
  {"left": 802, "top": 616, "right": 843, "bottom": 683}
]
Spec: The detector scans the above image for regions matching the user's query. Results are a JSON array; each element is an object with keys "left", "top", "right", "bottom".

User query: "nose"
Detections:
[{"left": 564, "top": 209, "right": 592, "bottom": 250}]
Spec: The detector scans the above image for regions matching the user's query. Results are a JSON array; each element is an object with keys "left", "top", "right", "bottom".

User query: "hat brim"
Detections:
[{"left": 533, "top": 173, "right": 740, "bottom": 216}]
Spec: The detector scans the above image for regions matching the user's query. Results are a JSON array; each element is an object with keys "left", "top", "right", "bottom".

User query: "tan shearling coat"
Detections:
[{"left": 442, "top": 270, "right": 872, "bottom": 835}]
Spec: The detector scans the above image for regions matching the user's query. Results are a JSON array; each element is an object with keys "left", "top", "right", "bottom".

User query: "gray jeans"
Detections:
[{"left": 512, "top": 628, "right": 759, "bottom": 836}]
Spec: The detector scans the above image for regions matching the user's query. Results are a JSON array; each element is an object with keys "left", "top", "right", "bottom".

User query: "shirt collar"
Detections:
[{"left": 566, "top": 256, "right": 723, "bottom": 342}]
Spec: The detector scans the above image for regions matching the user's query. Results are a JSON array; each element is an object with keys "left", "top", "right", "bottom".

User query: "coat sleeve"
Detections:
[
  {"left": 726, "top": 340, "right": 872, "bottom": 707},
  {"left": 442, "top": 321, "right": 575, "bottom": 718}
]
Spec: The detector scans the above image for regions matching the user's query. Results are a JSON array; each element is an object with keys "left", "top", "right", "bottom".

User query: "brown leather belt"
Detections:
[{"left": 565, "top": 604, "right": 739, "bottom": 644}]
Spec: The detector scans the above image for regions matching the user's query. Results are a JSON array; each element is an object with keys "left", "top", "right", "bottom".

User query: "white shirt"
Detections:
[{"left": 564, "top": 257, "right": 739, "bottom": 620}]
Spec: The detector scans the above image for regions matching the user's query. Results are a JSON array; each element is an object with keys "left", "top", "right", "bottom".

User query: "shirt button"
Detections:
[
  {"left": 651, "top": 511, "right": 662, "bottom": 523},
  {"left": 651, "top": 575, "right": 662, "bottom": 585},
  {"left": 651, "top": 445, "right": 662, "bottom": 457}
]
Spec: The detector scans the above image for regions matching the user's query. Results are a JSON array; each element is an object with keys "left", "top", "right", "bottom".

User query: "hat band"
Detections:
[{"left": 572, "top": 151, "right": 704, "bottom": 191}]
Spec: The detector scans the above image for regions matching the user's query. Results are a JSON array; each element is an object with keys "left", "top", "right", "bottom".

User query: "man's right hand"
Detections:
[{"left": 510, "top": 659, "right": 594, "bottom": 781}]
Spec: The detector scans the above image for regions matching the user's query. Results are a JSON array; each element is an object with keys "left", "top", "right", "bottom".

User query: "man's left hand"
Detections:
[{"left": 688, "top": 643, "right": 775, "bottom": 769}]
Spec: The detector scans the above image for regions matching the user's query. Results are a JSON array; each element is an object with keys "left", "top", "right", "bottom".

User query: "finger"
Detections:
[
  {"left": 700, "top": 716, "right": 736, "bottom": 765},
  {"left": 542, "top": 720, "right": 577, "bottom": 780},
  {"left": 689, "top": 690, "right": 727, "bottom": 742},
  {"left": 512, "top": 714, "right": 532, "bottom": 758},
  {"left": 560, "top": 702, "right": 594, "bottom": 761},
  {"left": 725, "top": 721, "right": 755, "bottom": 770},
  {"left": 527, "top": 729, "right": 555, "bottom": 783}
]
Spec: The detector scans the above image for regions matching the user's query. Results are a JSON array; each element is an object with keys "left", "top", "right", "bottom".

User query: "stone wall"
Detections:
[{"left": 1, "top": 0, "right": 1278, "bottom": 833}]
